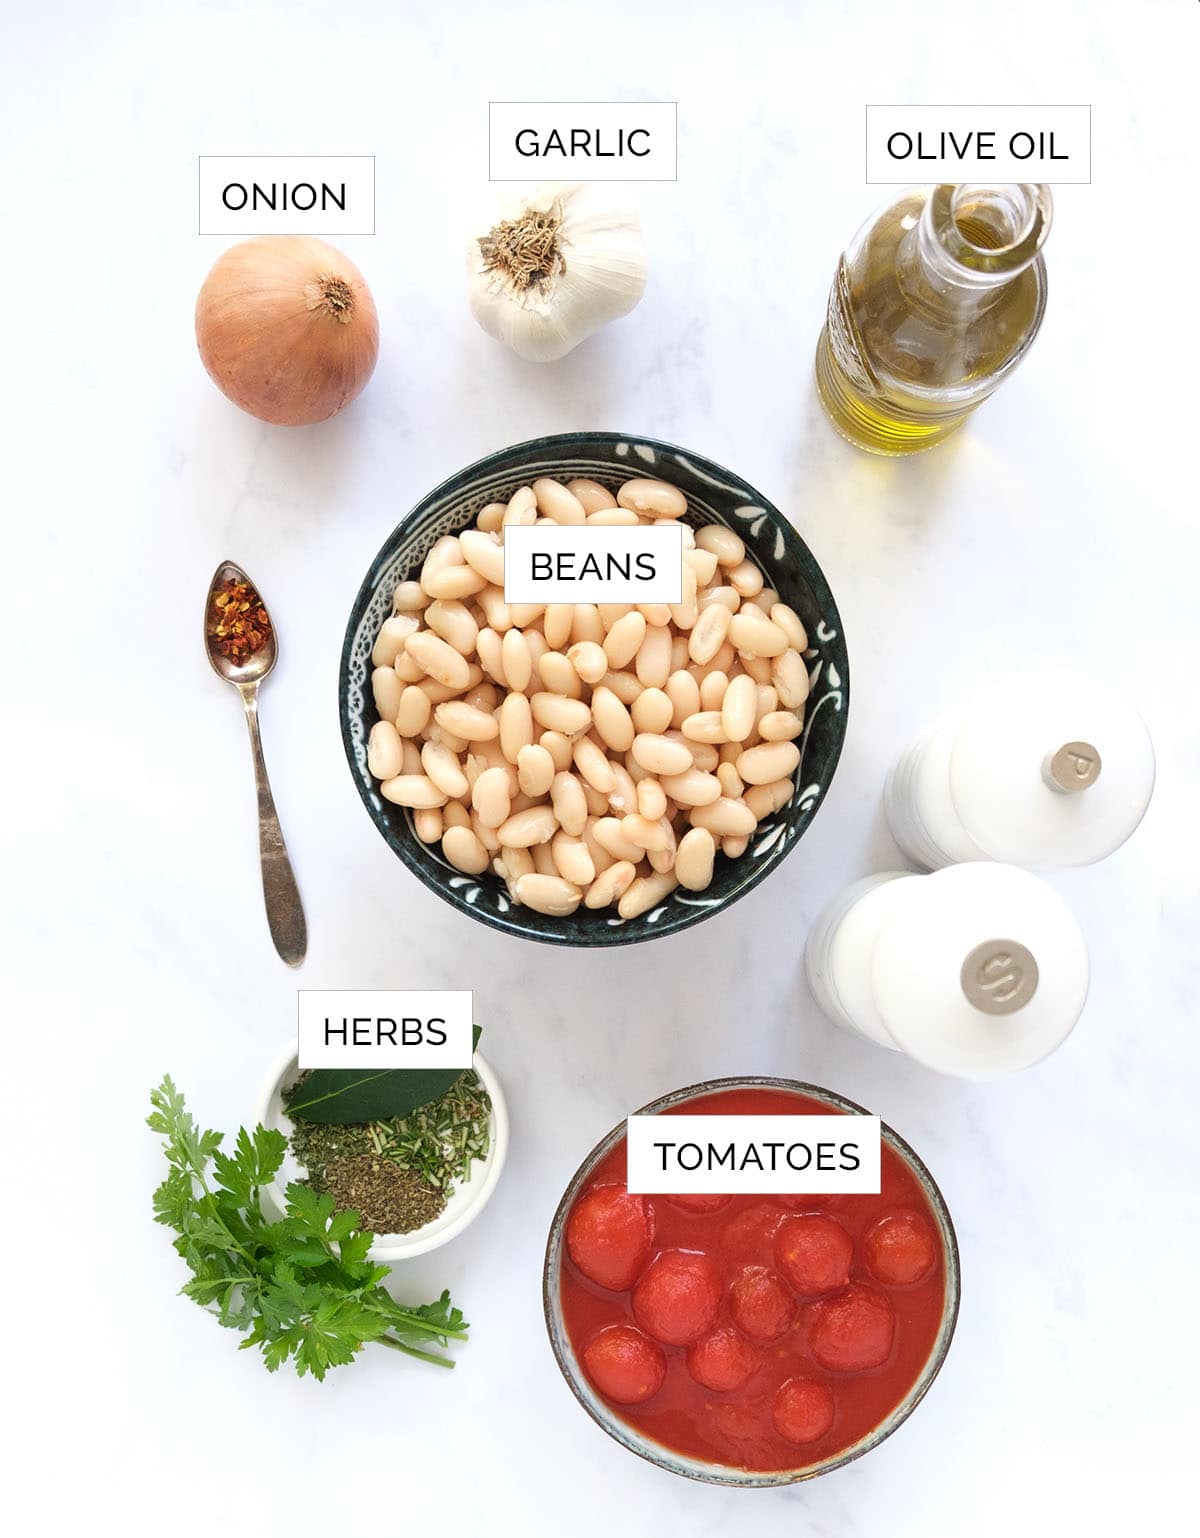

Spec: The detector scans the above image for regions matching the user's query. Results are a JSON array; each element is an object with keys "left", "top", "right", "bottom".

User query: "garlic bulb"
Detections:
[{"left": 466, "top": 184, "right": 647, "bottom": 362}]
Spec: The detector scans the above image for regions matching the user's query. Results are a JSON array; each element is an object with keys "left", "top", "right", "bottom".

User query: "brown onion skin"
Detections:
[{"left": 195, "top": 236, "right": 379, "bottom": 426}]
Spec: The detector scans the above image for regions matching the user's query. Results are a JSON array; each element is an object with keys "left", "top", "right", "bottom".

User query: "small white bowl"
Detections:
[{"left": 253, "top": 1041, "right": 509, "bottom": 1262}]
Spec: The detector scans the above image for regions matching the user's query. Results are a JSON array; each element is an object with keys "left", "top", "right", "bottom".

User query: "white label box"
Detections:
[
  {"left": 297, "top": 990, "right": 473, "bottom": 1069},
  {"left": 504, "top": 524, "right": 684, "bottom": 604},
  {"left": 198, "top": 156, "right": 375, "bottom": 235},
  {"left": 489, "top": 102, "right": 677, "bottom": 181},
  {"left": 626, "top": 1114, "right": 882, "bottom": 1195},
  {"left": 866, "top": 106, "right": 1091, "bottom": 183}
]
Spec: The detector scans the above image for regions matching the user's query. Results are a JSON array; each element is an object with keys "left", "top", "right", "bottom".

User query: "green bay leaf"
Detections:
[{"left": 285, "top": 1026, "right": 483, "bottom": 1125}]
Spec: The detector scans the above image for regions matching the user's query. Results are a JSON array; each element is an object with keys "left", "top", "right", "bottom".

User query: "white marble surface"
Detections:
[{"left": 6, "top": 2, "right": 1197, "bottom": 1533}]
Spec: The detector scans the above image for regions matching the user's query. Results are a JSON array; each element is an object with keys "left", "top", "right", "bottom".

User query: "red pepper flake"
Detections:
[{"left": 207, "top": 579, "right": 271, "bottom": 665}]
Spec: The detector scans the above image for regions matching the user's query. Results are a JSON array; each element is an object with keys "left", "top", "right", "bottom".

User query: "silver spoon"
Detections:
[{"left": 204, "top": 560, "right": 307, "bottom": 967}]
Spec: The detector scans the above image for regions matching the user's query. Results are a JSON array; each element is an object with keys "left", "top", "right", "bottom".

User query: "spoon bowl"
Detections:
[{"left": 204, "top": 560, "right": 279, "bottom": 686}]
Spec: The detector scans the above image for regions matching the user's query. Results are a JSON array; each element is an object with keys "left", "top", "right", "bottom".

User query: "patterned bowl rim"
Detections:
[
  {"left": 541, "top": 1076, "right": 962, "bottom": 1487},
  {"left": 339, "top": 432, "right": 849, "bottom": 947}
]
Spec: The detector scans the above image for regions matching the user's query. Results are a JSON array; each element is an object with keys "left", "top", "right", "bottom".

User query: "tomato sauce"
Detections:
[{"left": 560, "top": 1088, "right": 949, "bottom": 1473}]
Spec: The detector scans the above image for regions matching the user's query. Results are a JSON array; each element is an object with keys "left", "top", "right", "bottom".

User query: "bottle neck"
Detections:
[{"left": 898, "top": 183, "right": 1052, "bottom": 311}]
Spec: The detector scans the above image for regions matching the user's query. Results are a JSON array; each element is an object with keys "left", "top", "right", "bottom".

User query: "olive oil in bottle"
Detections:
[{"left": 815, "top": 184, "right": 1052, "bottom": 455}]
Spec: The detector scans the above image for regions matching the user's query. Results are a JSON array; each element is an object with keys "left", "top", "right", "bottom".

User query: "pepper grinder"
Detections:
[
  {"left": 884, "top": 670, "right": 1155, "bottom": 871},
  {"left": 805, "top": 863, "right": 1089, "bottom": 1079}
]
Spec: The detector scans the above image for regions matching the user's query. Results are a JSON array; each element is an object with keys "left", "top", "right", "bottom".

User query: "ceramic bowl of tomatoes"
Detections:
[{"left": 542, "top": 1078, "right": 960, "bottom": 1486}]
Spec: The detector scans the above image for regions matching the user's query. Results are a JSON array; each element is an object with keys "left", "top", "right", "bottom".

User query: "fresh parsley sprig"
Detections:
[{"left": 149, "top": 1076, "right": 468, "bottom": 1379}]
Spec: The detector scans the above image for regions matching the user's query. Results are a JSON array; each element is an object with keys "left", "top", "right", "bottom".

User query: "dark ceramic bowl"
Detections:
[
  {"left": 543, "top": 1078, "right": 961, "bottom": 1486},
  {"left": 340, "top": 434, "right": 848, "bottom": 946}
]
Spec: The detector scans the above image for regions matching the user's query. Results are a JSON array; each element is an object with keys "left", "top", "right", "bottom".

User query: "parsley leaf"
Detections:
[{"left": 148, "top": 1077, "right": 468, "bottom": 1378}]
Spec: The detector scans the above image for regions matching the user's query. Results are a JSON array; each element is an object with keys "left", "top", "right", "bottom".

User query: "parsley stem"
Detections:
[{"left": 376, "top": 1335, "right": 457, "bottom": 1368}]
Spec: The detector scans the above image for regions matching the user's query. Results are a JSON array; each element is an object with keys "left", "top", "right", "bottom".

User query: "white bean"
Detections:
[
  {"left": 476, "top": 628, "right": 507, "bottom": 687},
  {"left": 631, "top": 688, "right": 673, "bottom": 735},
  {"left": 458, "top": 529, "right": 506, "bottom": 586},
  {"left": 392, "top": 580, "right": 429, "bottom": 614},
  {"left": 380, "top": 774, "right": 448, "bottom": 809},
  {"left": 771, "top": 603, "right": 808, "bottom": 652},
  {"left": 688, "top": 602, "right": 731, "bottom": 665},
  {"left": 513, "top": 872, "right": 582, "bottom": 915},
  {"left": 721, "top": 674, "right": 758, "bottom": 742},
  {"left": 593, "top": 816, "right": 644, "bottom": 863},
  {"left": 502, "top": 486, "right": 537, "bottom": 527},
  {"left": 635, "top": 625, "right": 672, "bottom": 688},
  {"left": 372, "top": 666, "right": 404, "bottom": 723},
  {"left": 573, "top": 736, "right": 616, "bottom": 794},
  {"left": 533, "top": 479, "right": 587, "bottom": 525},
  {"left": 501, "top": 628, "right": 532, "bottom": 693},
  {"left": 421, "top": 741, "right": 469, "bottom": 799},
  {"left": 680, "top": 711, "right": 729, "bottom": 744},
  {"left": 636, "top": 777, "right": 667, "bottom": 820},
  {"left": 443, "top": 824, "right": 490, "bottom": 875},
  {"left": 737, "top": 741, "right": 801, "bottom": 785},
  {"left": 406, "top": 631, "right": 472, "bottom": 690},
  {"left": 517, "top": 743, "right": 556, "bottom": 797},
  {"left": 539, "top": 651, "right": 582, "bottom": 698},
  {"left": 616, "top": 479, "right": 688, "bottom": 518},
  {"left": 676, "top": 828, "right": 716, "bottom": 891},
  {"left": 372, "top": 614, "right": 419, "bottom": 667},
  {"left": 621, "top": 814, "right": 671, "bottom": 852},
  {"left": 435, "top": 701, "right": 499, "bottom": 741},
  {"left": 772, "top": 649, "right": 811, "bottom": 710},
  {"left": 552, "top": 832, "right": 595, "bottom": 886},
  {"left": 498, "top": 804, "right": 558, "bottom": 847},
  {"left": 367, "top": 721, "right": 404, "bottom": 779},
  {"left": 603, "top": 610, "right": 647, "bottom": 670},
  {"left": 631, "top": 733, "right": 694, "bottom": 776},
  {"left": 413, "top": 807, "right": 443, "bottom": 843},
  {"left": 425, "top": 599, "right": 478, "bottom": 657},
  {"left": 659, "top": 768, "right": 722, "bottom": 807},
  {"left": 699, "top": 671, "right": 730, "bottom": 713},
  {"left": 551, "top": 772, "right": 588, "bottom": 837},
  {"left": 567, "top": 478, "right": 618, "bottom": 513},
  {"left": 567, "top": 641, "right": 608, "bottom": 685},
  {"left": 472, "top": 766, "right": 512, "bottom": 828},
  {"left": 422, "top": 564, "right": 487, "bottom": 601},
  {"left": 665, "top": 670, "right": 701, "bottom": 727},
  {"left": 540, "top": 731, "right": 574, "bottom": 771},
  {"left": 759, "top": 709, "right": 804, "bottom": 741},
  {"left": 618, "top": 870, "right": 679, "bottom": 919},
  {"left": 585, "top": 860, "right": 637, "bottom": 909},
  {"left": 689, "top": 797, "right": 757, "bottom": 837},
  {"left": 499, "top": 691, "right": 534, "bottom": 763},
  {"left": 728, "top": 610, "right": 789, "bottom": 658},
  {"left": 695, "top": 525, "right": 745, "bottom": 566},
  {"left": 728, "top": 559, "right": 764, "bottom": 598},
  {"left": 531, "top": 693, "right": 591, "bottom": 735}
]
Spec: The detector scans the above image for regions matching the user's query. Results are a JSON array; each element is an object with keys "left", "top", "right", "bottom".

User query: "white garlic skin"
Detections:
[{"left": 467, "top": 183, "right": 647, "bottom": 363}]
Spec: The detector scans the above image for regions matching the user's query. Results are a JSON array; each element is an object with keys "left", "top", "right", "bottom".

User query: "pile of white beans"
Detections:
[{"left": 366, "top": 475, "right": 810, "bottom": 919}]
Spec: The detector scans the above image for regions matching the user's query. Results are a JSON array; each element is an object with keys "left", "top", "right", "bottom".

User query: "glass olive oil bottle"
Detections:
[{"left": 815, "top": 183, "right": 1052, "bottom": 454}]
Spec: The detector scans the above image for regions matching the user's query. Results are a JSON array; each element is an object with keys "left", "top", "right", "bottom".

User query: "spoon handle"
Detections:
[{"left": 240, "top": 685, "right": 307, "bottom": 966}]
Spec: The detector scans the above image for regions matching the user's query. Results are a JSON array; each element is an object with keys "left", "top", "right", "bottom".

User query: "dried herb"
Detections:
[
  {"left": 360, "top": 1071, "right": 492, "bottom": 1194},
  {"left": 285, "top": 1069, "right": 492, "bottom": 1234},
  {"left": 322, "top": 1156, "right": 447, "bottom": 1234},
  {"left": 206, "top": 577, "right": 271, "bottom": 664},
  {"left": 148, "top": 1076, "right": 468, "bottom": 1378}
]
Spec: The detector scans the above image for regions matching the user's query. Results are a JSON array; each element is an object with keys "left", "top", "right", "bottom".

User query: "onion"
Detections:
[{"left": 195, "top": 236, "right": 379, "bottom": 426}]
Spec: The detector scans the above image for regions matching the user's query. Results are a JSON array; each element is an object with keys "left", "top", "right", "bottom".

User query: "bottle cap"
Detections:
[
  {"left": 946, "top": 671, "right": 1154, "bottom": 867},
  {"left": 870, "top": 863, "right": 1089, "bottom": 1078}
]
